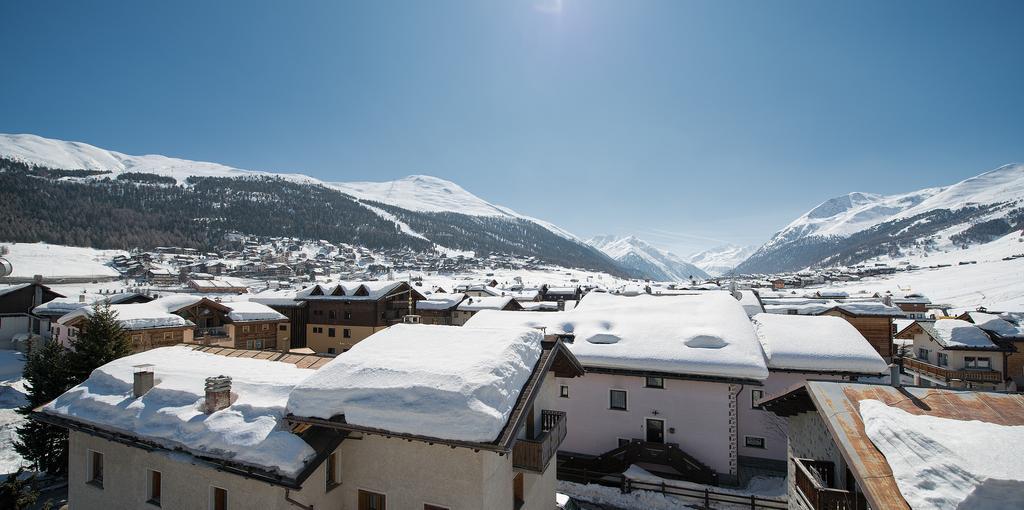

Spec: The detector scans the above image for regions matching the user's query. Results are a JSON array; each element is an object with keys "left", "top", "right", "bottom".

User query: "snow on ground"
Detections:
[
  {"left": 751, "top": 314, "right": 888, "bottom": 374},
  {"left": 859, "top": 399, "right": 1024, "bottom": 510},
  {"left": 0, "top": 350, "right": 28, "bottom": 475},
  {"left": 42, "top": 346, "right": 317, "bottom": 477},
  {"left": 287, "top": 324, "right": 542, "bottom": 443},
  {"left": 466, "top": 292, "right": 770, "bottom": 380},
  {"left": 816, "top": 257, "right": 1024, "bottom": 311},
  {"left": 1, "top": 242, "right": 123, "bottom": 279}
]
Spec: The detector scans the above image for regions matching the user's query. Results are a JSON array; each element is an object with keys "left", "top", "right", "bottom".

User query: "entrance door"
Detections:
[{"left": 645, "top": 418, "right": 665, "bottom": 443}]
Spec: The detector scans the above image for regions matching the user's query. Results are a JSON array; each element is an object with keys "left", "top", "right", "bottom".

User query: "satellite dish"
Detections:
[{"left": 0, "top": 258, "right": 12, "bottom": 278}]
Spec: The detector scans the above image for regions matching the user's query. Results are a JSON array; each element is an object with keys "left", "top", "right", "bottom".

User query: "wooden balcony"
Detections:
[
  {"left": 513, "top": 410, "right": 566, "bottom": 473},
  {"left": 901, "top": 357, "right": 1002, "bottom": 384},
  {"left": 794, "top": 458, "right": 862, "bottom": 510}
]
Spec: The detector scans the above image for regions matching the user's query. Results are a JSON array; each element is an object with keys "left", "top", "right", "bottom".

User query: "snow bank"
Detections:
[
  {"left": 42, "top": 346, "right": 316, "bottom": 476},
  {"left": 225, "top": 301, "right": 286, "bottom": 322},
  {"left": 859, "top": 399, "right": 1024, "bottom": 510},
  {"left": 287, "top": 324, "right": 541, "bottom": 443},
  {"left": 2, "top": 242, "right": 123, "bottom": 279},
  {"left": 930, "top": 319, "right": 997, "bottom": 348},
  {"left": 466, "top": 292, "right": 769, "bottom": 380},
  {"left": 752, "top": 314, "right": 888, "bottom": 373}
]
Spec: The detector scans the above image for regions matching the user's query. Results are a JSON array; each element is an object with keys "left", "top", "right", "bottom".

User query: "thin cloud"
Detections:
[
  {"left": 637, "top": 227, "right": 731, "bottom": 246},
  {"left": 534, "top": 0, "right": 563, "bottom": 14}
]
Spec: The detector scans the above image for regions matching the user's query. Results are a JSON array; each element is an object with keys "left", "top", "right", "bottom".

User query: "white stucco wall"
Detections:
[{"left": 552, "top": 372, "right": 735, "bottom": 475}]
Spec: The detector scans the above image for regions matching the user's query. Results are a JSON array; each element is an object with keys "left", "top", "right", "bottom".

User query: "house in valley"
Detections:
[
  {"left": 465, "top": 292, "right": 770, "bottom": 486},
  {"left": 817, "top": 302, "right": 904, "bottom": 361},
  {"left": 58, "top": 296, "right": 197, "bottom": 352},
  {"left": 957, "top": 310, "right": 1024, "bottom": 383},
  {"left": 0, "top": 281, "right": 64, "bottom": 349},
  {"left": 895, "top": 319, "right": 1010, "bottom": 390},
  {"left": 414, "top": 293, "right": 466, "bottom": 325},
  {"left": 35, "top": 324, "right": 583, "bottom": 510},
  {"left": 739, "top": 314, "right": 888, "bottom": 471},
  {"left": 34, "top": 292, "right": 153, "bottom": 346},
  {"left": 760, "top": 381, "right": 1024, "bottom": 510},
  {"left": 296, "top": 281, "right": 426, "bottom": 354},
  {"left": 452, "top": 296, "right": 523, "bottom": 326}
]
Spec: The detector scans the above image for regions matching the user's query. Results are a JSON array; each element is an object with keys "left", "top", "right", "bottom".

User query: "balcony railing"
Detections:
[
  {"left": 901, "top": 357, "right": 1002, "bottom": 384},
  {"left": 793, "top": 458, "right": 860, "bottom": 510},
  {"left": 513, "top": 410, "right": 566, "bottom": 473},
  {"left": 195, "top": 327, "right": 228, "bottom": 338}
]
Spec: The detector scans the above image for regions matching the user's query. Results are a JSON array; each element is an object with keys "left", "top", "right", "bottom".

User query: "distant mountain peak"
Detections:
[{"left": 587, "top": 235, "right": 708, "bottom": 281}]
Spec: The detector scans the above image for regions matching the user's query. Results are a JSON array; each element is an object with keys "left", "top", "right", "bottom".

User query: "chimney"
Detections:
[
  {"left": 890, "top": 364, "right": 902, "bottom": 388},
  {"left": 79, "top": 294, "right": 86, "bottom": 303},
  {"left": 204, "top": 375, "right": 232, "bottom": 413},
  {"left": 557, "top": 299, "right": 565, "bottom": 311},
  {"left": 133, "top": 364, "right": 155, "bottom": 397}
]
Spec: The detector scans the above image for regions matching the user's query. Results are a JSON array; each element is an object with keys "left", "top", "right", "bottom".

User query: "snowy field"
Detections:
[
  {"left": 0, "top": 350, "right": 28, "bottom": 475},
  {"left": 2, "top": 242, "right": 123, "bottom": 279}
]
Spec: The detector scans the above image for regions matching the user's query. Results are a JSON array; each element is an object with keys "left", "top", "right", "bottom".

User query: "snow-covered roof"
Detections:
[
  {"left": 248, "top": 288, "right": 304, "bottom": 307},
  {"left": 859, "top": 398, "right": 1024, "bottom": 510},
  {"left": 751, "top": 314, "right": 888, "bottom": 374},
  {"left": 58, "top": 298, "right": 196, "bottom": 330},
  {"left": 41, "top": 346, "right": 317, "bottom": 477},
  {"left": 32, "top": 292, "right": 146, "bottom": 316},
  {"left": 465, "top": 292, "right": 770, "bottom": 381},
  {"left": 963, "top": 311, "right": 1024, "bottom": 338},
  {"left": 297, "top": 281, "right": 405, "bottom": 301},
  {"left": 286, "top": 324, "right": 542, "bottom": 443},
  {"left": 415, "top": 294, "right": 465, "bottom": 311},
  {"left": 825, "top": 302, "right": 905, "bottom": 317},
  {"left": 225, "top": 301, "right": 287, "bottom": 322},
  {"left": 0, "top": 283, "right": 31, "bottom": 298},
  {"left": 923, "top": 319, "right": 1000, "bottom": 349},
  {"left": 737, "top": 290, "right": 765, "bottom": 317},
  {"left": 457, "top": 296, "right": 516, "bottom": 312}
]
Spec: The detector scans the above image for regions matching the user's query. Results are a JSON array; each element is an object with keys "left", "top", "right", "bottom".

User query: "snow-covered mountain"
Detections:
[
  {"left": 588, "top": 235, "right": 709, "bottom": 281},
  {"left": 0, "top": 133, "right": 620, "bottom": 273},
  {"left": 687, "top": 244, "right": 757, "bottom": 276},
  {"left": 736, "top": 164, "right": 1024, "bottom": 274}
]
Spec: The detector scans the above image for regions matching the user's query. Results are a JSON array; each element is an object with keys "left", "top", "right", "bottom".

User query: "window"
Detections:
[
  {"left": 751, "top": 389, "right": 765, "bottom": 409},
  {"left": 327, "top": 347, "right": 337, "bottom": 354},
  {"left": 314, "top": 309, "right": 323, "bottom": 316},
  {"left": 617, "top": 438, "right": 631, "bottom": 448},
  {"left": 609, "top": 390, "right": 627, "bottom": 410},
  {"left": 937, "top": 353, "right": 948, "bottom": 367},
  {"left": 358, "top": 490, "right": 386, "bottom": 510},
  {"left": 344, "top": 311, "right": 352, "bottom": 320},
  {"left": 312, "top": 327, "right": 323, "bottom": 334},
  {"left": 147, "top": 470, "right": 161, "bottom": 506},
  {"left": 87, "top": 450, "right": 104, "bottom": 488},
  {"left": 279, "top": 324, "right": 287, "bottom": 331},
  {"left": 559, "top": 385, "right": 569, "bottom": 398},
  {"left": 644, "top": 376, "right": 664, "bottom": 389},
  {"left": 424, "top": 505, "right": 449, "bottom": 510},
  {"left": 787, "top": 309, "right": 798, "bottom": 315},
  {"left": 328, "top": 328, "right": 336, "bottom": 338},
  {"left": 210, "top": 486, "right": 228, "bottom": 510},
  {"left": 262, "top": 324, "right": 269, "bottom": 331},
  {"left": 343, "top": 329, "right": 351, "bottom": 339},
  {"left": 242, "top": 325, "right": 250, "bottom": 333},
  {"left": 325, "top": 453, "right": 339, "bottom": 490},
  {"left": 965, "top": 357, "right": 992, "bottom": 369},
  {"left": 744, "top": 436, "right": 766, "bottom": 449},
  {"left": 329, "top": 310, "right": 337, "bottom": 319},
  {"left": 916, "top": 348, "right": 930, "bottom": 361},
  {"left": 254, "top": 339, "right": 263, "bottom": 350}
]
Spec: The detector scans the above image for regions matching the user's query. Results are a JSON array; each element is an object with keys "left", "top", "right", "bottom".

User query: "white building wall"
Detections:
[{"left": 553, "top": 372, "right": 735, "bottom": 476}]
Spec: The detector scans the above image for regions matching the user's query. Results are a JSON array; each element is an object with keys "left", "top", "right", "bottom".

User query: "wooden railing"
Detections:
[
  {"left": 793, "top": 458, "right": 859, "bottom": 510},
  {"left": 513, "top": 410, "right": 566, "bottom": 473},
  {"left": 195, "top": 327, "right": 228, "bottom": 338},
  {"left": 901, "top": 357, "right": 1002, "bottom": 383}
]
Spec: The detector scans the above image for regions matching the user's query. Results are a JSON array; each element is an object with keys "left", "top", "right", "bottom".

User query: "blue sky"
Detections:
[{"left": 2, "top": 1, "right": 1023, "bottom": 256}]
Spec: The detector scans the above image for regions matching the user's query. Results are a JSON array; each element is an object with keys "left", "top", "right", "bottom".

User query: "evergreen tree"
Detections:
[
  {"left": 68, "top": 302, "right": 133, "bottom": 382},
  {"left": 0, "top": 468, "right": 40, "bottom": 510},
  {"left": 14, "top": 342, "right": 76, "bottom": 474}
]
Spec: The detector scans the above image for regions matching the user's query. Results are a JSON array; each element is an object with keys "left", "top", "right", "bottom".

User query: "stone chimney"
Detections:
[
  {"left": 79, "top": 294, "right": 87, "bottom": 303},
  {"left": 204, "top": 375, "right": 232, "bottom": 413},
  {"left": 133, "top": 364, "right": 155, "bottom": 397}
]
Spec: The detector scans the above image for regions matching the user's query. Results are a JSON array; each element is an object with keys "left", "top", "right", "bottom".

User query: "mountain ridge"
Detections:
[{"left": 587, "top": 235, "right": 709, "bottom": 281}]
